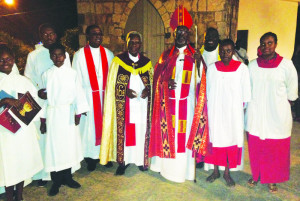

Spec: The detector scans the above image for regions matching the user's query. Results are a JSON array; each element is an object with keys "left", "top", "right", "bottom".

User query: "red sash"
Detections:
[{"left": 84, "top": 44, "right": 109, "bottom": 145}]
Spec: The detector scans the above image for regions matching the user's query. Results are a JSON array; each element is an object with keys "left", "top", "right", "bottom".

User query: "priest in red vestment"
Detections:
[{"left": 149, "top": 6, "right": 209, "bottom": 183}]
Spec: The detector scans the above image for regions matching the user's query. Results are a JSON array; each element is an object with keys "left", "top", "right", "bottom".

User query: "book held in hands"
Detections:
[{"left": 0, "top": 91, "right": 41, "bottom": 133}]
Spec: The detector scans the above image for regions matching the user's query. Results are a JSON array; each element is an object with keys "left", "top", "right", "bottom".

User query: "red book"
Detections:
[{"left": 0, "top": 108, "right": 21, "bottom": 133}]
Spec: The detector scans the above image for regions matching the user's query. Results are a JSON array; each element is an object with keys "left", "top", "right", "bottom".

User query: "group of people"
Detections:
[{"left": 0, "top": 6, "right": 298, "bottom": 201}]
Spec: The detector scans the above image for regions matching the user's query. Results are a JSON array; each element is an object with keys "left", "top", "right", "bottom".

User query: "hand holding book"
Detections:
[
  {"left": 0, "top": 91, "right": 42, "bottom": 133},
  {"left": 1, "top": 98, "right": 23, "bottom": 110}
]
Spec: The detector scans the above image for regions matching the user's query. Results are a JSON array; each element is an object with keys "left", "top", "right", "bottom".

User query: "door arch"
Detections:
[{"left": 125, "top": 0, "right": 165, "bottom": 65}]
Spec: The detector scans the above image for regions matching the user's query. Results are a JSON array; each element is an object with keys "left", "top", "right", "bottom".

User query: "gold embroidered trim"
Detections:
[{"left": 113, "top": 57, "right": 152, "bottom": 75}]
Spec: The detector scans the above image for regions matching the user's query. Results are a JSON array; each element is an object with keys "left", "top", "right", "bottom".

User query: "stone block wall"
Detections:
[{"left": 77, "top": 0, "right": 239, "bottom": 53}]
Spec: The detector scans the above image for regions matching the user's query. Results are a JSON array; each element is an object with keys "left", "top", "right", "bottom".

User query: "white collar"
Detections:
[{"left": 128, "top": 52, "right": 139, "bottom": 63}]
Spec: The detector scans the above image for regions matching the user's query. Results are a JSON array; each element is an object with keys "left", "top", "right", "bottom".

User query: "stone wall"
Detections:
[{"left": 77, "top": 0, "right": 239, "bottom": 53}]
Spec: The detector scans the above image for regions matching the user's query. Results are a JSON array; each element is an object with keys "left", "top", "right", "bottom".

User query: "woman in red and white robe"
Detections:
[{"left": 245, "top": 32, "right": 298, "bottom": 193}]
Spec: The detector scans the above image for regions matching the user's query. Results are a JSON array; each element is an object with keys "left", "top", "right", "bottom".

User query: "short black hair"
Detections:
[
  {"left": 86, "top": 25, "right": 101, "bottom": 35},
  {"left": 260, "top": 32, "right": 278, "bottom": 44},
  {"left": 0, "top": 45, "right": 14, "bottom": 58},
  {"left": 220, "top": 39, "right": 235, "bottom": 49},
  {"left": 206, "top": 27, "right": 219, "bottom": 35},
  {"left": 49, "top": 43, "right": 66, "bottom": 55},
  {"left": 39, "top": 23, "right": 56, "bottom": 35}
]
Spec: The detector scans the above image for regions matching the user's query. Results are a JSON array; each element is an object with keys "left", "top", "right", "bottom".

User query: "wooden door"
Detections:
[{"left": 125, "top": 0, "right": 165, "bottom": 65}]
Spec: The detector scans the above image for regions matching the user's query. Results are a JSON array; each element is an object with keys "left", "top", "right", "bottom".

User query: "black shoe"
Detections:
[
  {"left": 86, "top": 159, "right": 99, "bottom": 171},
  {"left": 49, "top": 184, "right": 60, "bottom": 196},
  {"left": 196, "top": 162, "right": 204, "bottom": 169},
  {"left": 66, "top": 179, "right": 81, "bottom": 189},
  {"left": 138, "top": 166, "right": 148, "bottom": 172},
  {"left": 104, "top": 161, "right": 113, "bottom": 168},
  {"left": 37, "top": 180, "right": 48, "bottom": 187},
  {"left": 115, "top": 164, "right": 130, "bottom": 175}
]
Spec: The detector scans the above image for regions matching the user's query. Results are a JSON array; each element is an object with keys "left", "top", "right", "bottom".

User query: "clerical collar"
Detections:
[
  {"left": 89, "top": 45, "right": 100, "bottom": 50},
  {"left": 128, "top": 52, "right": 139, "bottom": 63},
  {"left": 177, "top": 45, "right": 187, "bottom": 54}
]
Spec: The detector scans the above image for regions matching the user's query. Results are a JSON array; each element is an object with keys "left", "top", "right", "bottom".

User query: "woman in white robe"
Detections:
[
  {"left": 0, "top": 45, "right": 43, "bottom": 201},
  {"left": 245, "top": 32, "right": 298, "bottom": 193}
]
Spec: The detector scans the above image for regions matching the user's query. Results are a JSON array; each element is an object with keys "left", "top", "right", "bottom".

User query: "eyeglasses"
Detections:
[
  {"left": 0, "top": 57, "right": 13, "bottom": 63},
  {"left": 42, "top": 32, "right": 56, "bottom": 38}
]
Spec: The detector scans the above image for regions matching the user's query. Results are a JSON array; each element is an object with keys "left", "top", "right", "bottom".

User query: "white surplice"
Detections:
[
  {"left": 0, "top": 71, "right": 43, "bottom": 188},
  {"left": 41, "top": 63, "right": 89, "bottom": 172},
  {"left": 25, "top": 45, "right": 75, "bottom": 180},
  {"left": 150, "top": 46, "right": 199, "bottom": 183},
  {"left": 202, "top": 46, "right": 220, "bottom": 67},
  {"left": 72, "top": 46, "right": 114, "bottom": 159},
  {"left": 245, "top": 58, "right": 298, "bottom": 140},
  {"left": 204, "top": 62, "right": 251, "bottom": 171}
]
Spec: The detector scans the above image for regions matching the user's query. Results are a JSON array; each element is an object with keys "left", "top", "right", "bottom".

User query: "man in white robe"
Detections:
[
  {"left": 99, "top": 31, "right": 152, "bottom": 175},
  {"left": 40, "top": 43, "right": 89, "bottom": 196},
  {"left": 72, "top": 25, "right": 114, "bottom": 171},
  {"left": 24, "top": 23, "right": 68, "bottom": 186},
  {"left": 200, "top": 27, "right": 238, "bottom": 68},
  {"left": 201, "top": 27, "right": 220, "bottom": 67}
]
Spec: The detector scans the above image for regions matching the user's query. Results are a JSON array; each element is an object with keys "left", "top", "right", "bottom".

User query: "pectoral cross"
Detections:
[{"left": 132, "top": 63, "right": 138, "bottom": 69}]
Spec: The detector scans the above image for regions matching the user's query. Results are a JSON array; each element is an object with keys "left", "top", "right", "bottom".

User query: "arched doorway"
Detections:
[{"left": 125, "top": 0, "right": 165, "bottom": 65}]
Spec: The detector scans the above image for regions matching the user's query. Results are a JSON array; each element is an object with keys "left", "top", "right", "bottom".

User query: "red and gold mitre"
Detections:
[{"left": 170, "top": 5, "right": 193, "bottom": 30}]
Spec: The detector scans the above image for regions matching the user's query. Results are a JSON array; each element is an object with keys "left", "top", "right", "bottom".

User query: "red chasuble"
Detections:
[
  {"left": 150, "top": 44, "right": 199, "bottom": 158},
  {"left": 84, "top": 44, "right": 109, "bottom": 145}
]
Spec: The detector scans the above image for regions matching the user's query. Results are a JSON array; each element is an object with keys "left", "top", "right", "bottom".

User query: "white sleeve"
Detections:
[
  {"left": 72, "top": 51, "right": 84, "bottom": 87},
  {"left": 39, "top": 72, "right": 48, "bottom": 119},
  {"left": 65, "top": 52, "right": 72, "bottom": 67},
  {"left": 105, "top": 48, "right": 115, "bottom": 67},
  {"left": 24, "top": 53, "right": 38, "bottom": 87},
  {"left": 285, "top": 60, "right": 298, "bottom": 101},
  {"left": 74, "top": 72, "right": 89, "bottom": 115},
  {"left": 242, "top": 64, "right": 251, "bottom": 103}
]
